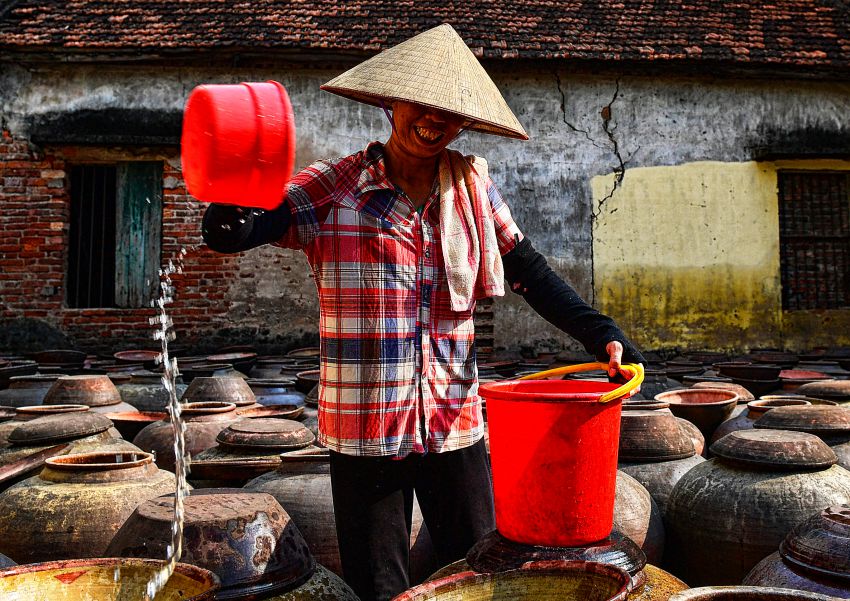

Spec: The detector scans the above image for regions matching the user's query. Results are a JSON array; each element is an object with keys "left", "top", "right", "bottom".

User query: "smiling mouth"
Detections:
[{"left": 414, "top": 126, "right": 445, "bottom": 144}]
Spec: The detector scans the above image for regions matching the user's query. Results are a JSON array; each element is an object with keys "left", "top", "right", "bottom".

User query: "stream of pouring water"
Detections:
[{"left": 143, "top": 247, "right": 192, "bottom": 600}]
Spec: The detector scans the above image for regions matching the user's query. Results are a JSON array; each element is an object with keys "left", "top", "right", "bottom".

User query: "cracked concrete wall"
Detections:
[{"left": 2, "top": 62, "right": 848, "bottom": 352}]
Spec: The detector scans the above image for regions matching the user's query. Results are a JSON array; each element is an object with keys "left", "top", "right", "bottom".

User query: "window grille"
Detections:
[
  {"left": 67, "top": 162, "right": 163, "bottom": 309},
  {"left": 778, "top": 171, "right": 850, "bottom": 310}
]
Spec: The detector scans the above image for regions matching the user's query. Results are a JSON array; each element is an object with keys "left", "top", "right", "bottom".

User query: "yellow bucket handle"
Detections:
[{"left": 518, "top": 362, "right": 645, "bottom": 403}]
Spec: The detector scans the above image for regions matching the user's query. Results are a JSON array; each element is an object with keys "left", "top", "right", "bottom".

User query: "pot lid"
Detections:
[
  {"left": 622, "top": 400, "right": 671, "bottom": 411},
  {"left": 796, "top": 380, "right": 850, "bottom": 400},
  {"left": 108, "top": 491, "right": 315, "bottom": 599},
  {"left": 8, "top": 413, "right": 113, "bottom": 445},
  {"left": 44, "top": 374, "right": 122, "bottom": 407},
  {"left": 216, "top": 418, "right": 315, "bottom": 450},
  {"left": 619, "top": 410, "right": 695, "bottom": 462},
  {"left": 465, "top": 528, "right": 646, "bottom": 582},
  {"left": 180, "top": 376, "right": 256, "bottom": 405},
  {"left": 710, "top": 429, "right": 837, "bottom": 470},
  {"left": 780, "top": 505, "right": 850, "bottom": 581},
  {"left": 754, "top": 405, "right": 850, "bottom": 434},
  {"left": 692, "top": 381, "right": 755, "bottom": 403}
]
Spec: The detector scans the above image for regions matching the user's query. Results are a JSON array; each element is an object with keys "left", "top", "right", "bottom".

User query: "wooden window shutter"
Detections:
[{"left": 114, "top": 162, "right": 163, "bottom": 308}]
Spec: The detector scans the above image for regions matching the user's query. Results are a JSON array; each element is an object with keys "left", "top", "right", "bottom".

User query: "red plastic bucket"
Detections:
[
  {"left": 180, "top": 81, "right": 296, "bottom": 210},
  {"left": 481, "top": 379, "right": 624, "bottom": 547}
]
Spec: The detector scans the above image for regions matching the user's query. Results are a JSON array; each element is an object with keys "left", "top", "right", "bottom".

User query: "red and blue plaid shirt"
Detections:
[{"left": 276, "top": 142, "right": 522, "bottom": 456}]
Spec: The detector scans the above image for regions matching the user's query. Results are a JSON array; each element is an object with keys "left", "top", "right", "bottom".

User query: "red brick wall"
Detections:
[{"left": 0, "top": 129, "right": 246, "bottom": 354}]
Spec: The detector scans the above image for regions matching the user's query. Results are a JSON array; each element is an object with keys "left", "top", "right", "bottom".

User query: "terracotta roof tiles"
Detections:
[{"left": 0, "top": 0, "right": 848, "bottom": 70}]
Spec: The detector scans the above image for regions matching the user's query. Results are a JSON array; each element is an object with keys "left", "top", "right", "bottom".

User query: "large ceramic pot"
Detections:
[
  {"left": 244, "top": 448, "right": 433, "bottom": 580},
  {"left": 654, "top": 389, "right": 739, "bottom": 442},
  {"left": 0, "top": 412, "right": 139, "bottom": 466},
  {"left": 614, "top": 471, "right": 665, "bottom": 565},
  {"left": 618, "top": 410, "right": 704, "bottom": 517},
  {"left": 692, "top": 381, "right": 755, "bottom": 421},
  {"left": 0, "top": 374, "right": 63, "bottom": 407},
  {"left": 754, "top": 405, "right": 850, "bottom": 469},
  {"left": 191, "top": 418, "right": 316, "bottom": 487},
  {"left": 710, "top": 398, "right": 811, "bottom": 445},
  {"left": 797, "top": 380, "right": 850, "bottom": 405},
  {"left": 133, "top": 402, "right": 241, "bottom": 472},
  {"left": 0, "top": 404, "right": 90, "bottom": 447},
  {"left": 0, "top": 558, "right": 217, "bottom": 600},
  {"left": 117, "top": 371, "right": 187, "bottom": 412},
  {"left": 246, "top": 378, "right": 306, "bottom": 408},
  {"left": 394, "top": 560, "right": 632, "bottom": 601},
  {"left": 107, "top": 489, "right": 358, "bottom": 600},
  {"left": 665, "top": 429, "right": 850, "bottom": 585},
  {"left": 43, "top": 374, "right": 138, "bottom": 414},
  {"left": 0, "top": 451, "right": 177, "bottom": 563},
  {"left": 668, "top": 586, "right": 836, "bottom": 601},
  {"left": 743, "top": 505, "right": 850, "bottom": 598}
]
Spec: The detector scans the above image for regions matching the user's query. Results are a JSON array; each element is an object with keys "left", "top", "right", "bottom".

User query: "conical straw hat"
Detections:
[{"left": 321, "top": 24, "right": 528, "bottom": 140}]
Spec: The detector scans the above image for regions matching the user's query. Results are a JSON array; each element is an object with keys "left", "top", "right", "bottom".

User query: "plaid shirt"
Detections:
[{"left": 277, "top": 142, "right": 522, "bottom": 456}]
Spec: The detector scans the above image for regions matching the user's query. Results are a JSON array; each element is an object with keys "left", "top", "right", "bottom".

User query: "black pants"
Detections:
[{"left": 329, "top": 439, "right": 495, "bottom": 601}]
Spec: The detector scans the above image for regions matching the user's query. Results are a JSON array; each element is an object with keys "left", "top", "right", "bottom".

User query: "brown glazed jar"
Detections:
[
  {"left": 132, "top": 401, "right": 241, "bottom": 472},
  {"left": 754, "top": 405, "right": 850, "bottom": 470},
  {"left": 743, "top": 505, "right": 850, "bottom": 598},
  {"left": 614, "top": 470, "right": 666, "bottom": 565},
  {"left": 665, "top": 429, "right": 850, "bottom": 586},
  {"left": 191, "top": 418, "right": 316, "bottom": 487},
  {"left": 0, "top": 374, "right": 63, "bottom": 407},
  {"left": 0, "top": 404, "right": 90, "bottom": 447},
  {"left": 43, "top": 374, "right": 138, "bottom": 414},
  {"left": 618, "top": 410, "right": 705, "bottom": 517},
  {"left": 710, "top": 398, "right": 812, "bottom": 445},
  {"left": 107, "top": 490, "right": 358, "bottom": 601},
  {"left": 180, "top": 376, "right": 257, "bottom": 407},
  {"left": 116, "top": 371, "right": 187, "bottom": 412},
  {"left": 0, "top": 451, "right": 176, "bottom": 563},
  {"left": 0, "top": 412, "right": 139, "bottom": 467},
  {"left": 669, "top": 585, "right": 837, "bottom": 601},
  {"left": 244, "top": 448, "right": 434, "bottom": 582}
]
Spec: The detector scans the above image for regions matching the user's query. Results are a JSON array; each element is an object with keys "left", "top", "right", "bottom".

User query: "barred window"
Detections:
[
  {"left": 778, "top": 171, "right": 850, "bottom": 311},
  {"left": 67, "top": 162, "right": 163, "bottom": 308}
]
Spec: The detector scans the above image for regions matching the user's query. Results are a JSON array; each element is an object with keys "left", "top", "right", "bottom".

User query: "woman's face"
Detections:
[{"left": 387, "top": 101, "right": 467, "bottom": 160}]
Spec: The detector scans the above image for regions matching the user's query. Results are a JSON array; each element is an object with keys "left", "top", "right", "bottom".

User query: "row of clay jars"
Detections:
[
  {"left": 0, "top": 412, "right": 141, "bottom": 468},
  {"left": 618, "top": 408, "right": 705, "bottom": 517},
  {"left": 665, "top": 429, "right": 850, "bottom": 586},
  {"left": 106, "top": 490, "right": 359, "bottom": 600},
  {"left": 0, "top": 451, "right": 176, "bottom": 564},
  {"left": 244, "top": 448, "right": 438, "bottom": 583},
  {"left": 744, "top": 504, "right": 850, "bottom": 598},
  {"left": 0, "top": 374, "right": 62, "bottom": 407}
]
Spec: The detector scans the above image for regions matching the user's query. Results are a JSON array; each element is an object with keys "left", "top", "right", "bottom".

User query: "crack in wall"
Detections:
[
  {"left": 553, "top": 70, "right": 606, "bottom": 151},
  {"left": 596, "top": 79, "right": 626, "bottom": 217}
]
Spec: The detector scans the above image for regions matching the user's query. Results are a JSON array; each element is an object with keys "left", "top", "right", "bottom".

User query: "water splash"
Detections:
[{"left": 143, "top": 246, "right": 191, "bottom": 601}]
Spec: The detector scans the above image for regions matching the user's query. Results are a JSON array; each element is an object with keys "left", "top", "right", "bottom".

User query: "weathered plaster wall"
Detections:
[
  {"left": 2, "top": 61, "right": 849, "bottom": 352},
  {"left": 593, "top": 159, "right": 850, "bottom": 352}
]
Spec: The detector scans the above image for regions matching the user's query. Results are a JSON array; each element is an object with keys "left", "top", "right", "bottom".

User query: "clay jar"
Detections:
[
  {"left": 107, "top": 490, "right": 358, "bottom": 601},
  {"left": 0, "top": 412, "right": 139, "bottom": 467},
  {"left": 0, "top": 404, "right": 90, "bottom": 447},
  {"left": 0, "top": 558, "right": 217, "bottom": 601},
  {"left": 393, "top": 560, "right": 632, "bottom": 601},
  {"left": 665, "top": 429, "right": 850, "bottom": 586},
  {"left": 0, "top": 451, "right": 176, "bottom": 563},
  {"left": 191, "top": 418, "right": 316, "bottom": 487},
  {"left": 618, "top": 410, "right": 705, "bottom": 517},
  {"left": 692, "top": 381, "right": 755, "bottom": 421},
  {"left": 744, "top": 505, "right": 850, "bottom": 598},
  {"left": 654, "top": 388, "right": 739, "bottom": 442},
  {"left": 710, "top": 398, "right": 812, "bottom": 445},
  {"left": 246, "top": 378, "right": 306, "bottom": 408},
  {"left": 797, "top": 380, "right": 850, "bottom": 405},
  {"left": 0, "top": 374, "right": 63, "bottom": 407},
  {"left": 754, "top": 405, "right": 850, "bottom": 469},
  {"left": 244, "top": 449, "right": 434, "bottom": 581},
  {"left": 181, "top": 375, "right": 257, "bottom": 406},
  {"left": 116, "top": 371, "right": 187, "bottom": 412},
  {"left": 43, "top": 374, "right": 138, "bottom": 414},
  {"left": 669, "top": 586, "right": 837, "bottom": 601},
  {"left": 133, "top": 401, "right": 241, "bottom": 472},
  {"left": 613, "top": 470, "right": 666, "bottom": 566}
]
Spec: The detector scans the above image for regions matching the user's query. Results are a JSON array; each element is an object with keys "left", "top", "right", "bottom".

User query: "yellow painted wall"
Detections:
[{"left": 592, "top": 160, "right": 850, "bottom": 351}]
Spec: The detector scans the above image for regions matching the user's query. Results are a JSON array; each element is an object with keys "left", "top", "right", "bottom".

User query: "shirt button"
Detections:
[{"left": 424, "top": 249, "right": 431, "bottom": 258}]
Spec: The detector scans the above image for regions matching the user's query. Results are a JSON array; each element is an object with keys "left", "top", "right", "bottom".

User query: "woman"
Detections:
[{"left": 203, "top": 23, "right": 644, "bottom": 601}]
